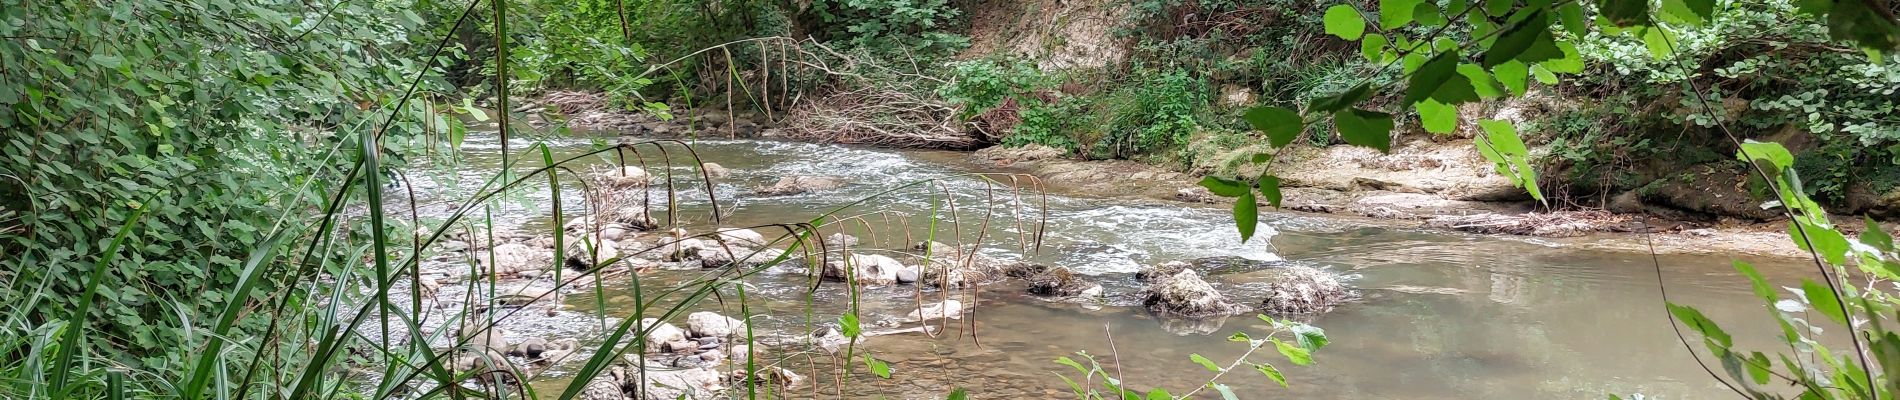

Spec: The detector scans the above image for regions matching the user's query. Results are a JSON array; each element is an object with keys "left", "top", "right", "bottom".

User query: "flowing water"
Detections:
[{"left": 410, "top": 132, "right": 1824, "bottom": 399}]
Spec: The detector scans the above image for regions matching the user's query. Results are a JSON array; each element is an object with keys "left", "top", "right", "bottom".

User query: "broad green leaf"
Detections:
[
  {"left": 1235, "top": 192, "right": 1260, "bottom": 243},
  {"left": 1273, "top": 338, "right": 1314, "bottom": 365},
  {"left": 1324, "top": 5, "right": 1367, "bottom": 40},
  {"left": 1666, "top": 303, "right": 1732, "bottom": 348},
  {"left": 1457, "top": 64, "right": 1506, "bottom": 99},
  {"left": 1259, "top": 175, "right": 1283, "bottom": 208},
  {"left": 1641, "top": 26, "right": 1679, "bottom": 59},
  {"left": 1789, "top": 221, "right": 1851, "bottom": 266},
  {"left": 1597, "top": 0, "right": 1652, "bottom": 27},
  {"left": 1244, "top": 106, "right": 1304, "bottom": 148},
  {"left": 1863, "top": 217, "right": 1893, "bottom": 251},
  {"left": 947, "top": 388, "right": 969, "bottom": 400},
  {"left": 1361, "top": 34, "right": 1390, "bottom": 63},
  {"left": 1557, "top": 2, "right": 1589, "bottom": 36},
  {"left": 1482, "top": 10, "right": 1563, "bottom": 67},
  {"left": 1213, "top": 383, "right": 1239, "bottom": 400},
  {"left": 1335, "top": 108, "right": 1395, "bottom": 153},
  {"left": 1827, "top": 0, "right": 1900, "bottom": 53},
  {"left": 1293, "top": 324, "right": 1330, "bottom": 351},
  {"left": 1800, "top": 279, "right": 1849, "bottom": 325},
  {"left": 1484, "top": 0, "right": 1514, "bottom": 16},
  {"left": 1477, "top": 120, "right": 1545, "bottom": 203},
  {"left": 1747, "top": 352, "right": 1772, "bottom": 384},
  {"left": 1493, "top": 60, "right": 1530, "bottom": 96},
  {"left": 1531, "top": 63, "right": 1559, "bottom": 84},
  {"left": 840, "top": 313, "right": 862, "bottom": 338},
  {"left": 1413, "top": 2, "right": 1446, "bottom": 27},
  {"left": 1228, "top": 332, "right": 1253, "bottom": 342},
  {"left": 1190, "top": 353, "right": 1222, "bottom": 372},
  {"left": 1145, "top": 389, "right": 1172, "bottom": 400},
  {"left": 1417, "top": 99, "right": 1459, "bottom": 134},
  {"left": 1736, "top": 140, "right": 1795, "bottom": 174},
  {"left": 1403, "top": 52, "right": 1477, "bottom": 105},
  {"left": 1200, "top": 176, "right": 1251, "bottom": 197},
  {"left": 1306, "top": 83, "right": 1373, "bottom": 114},
  {"left": 863, "top": 354, "right": 892, "bottom": 378},
  {"left": 1256, "top": 363, "right": 1289, "bottom": 387},
  {"left": 1379, "top": 0, "right": 1420, "bottom": 29},
  {"left": 1543, "top": 41, "right": 1585, "bottom": 73},
  {"left": 462, "top": 97, "right": 489, "bottom": 122},
  {"left": 1661, "top": 0, "right": 1715, "bottom": 25},
  {"left": 1252, "top": 153, "right": 1273, "bottom": 164}
]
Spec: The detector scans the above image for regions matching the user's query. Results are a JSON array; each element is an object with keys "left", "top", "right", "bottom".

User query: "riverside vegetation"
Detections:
[{"left": 3, "top": 0, "right": 1900, "bottom": 399}]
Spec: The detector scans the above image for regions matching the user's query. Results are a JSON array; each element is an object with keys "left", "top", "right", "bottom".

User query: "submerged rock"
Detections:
[
  {"left": 617, "top": 364, "right": 726, "bottom": 400},
  {"left": 685, "top": 312, "right": 747, "bottom": 339},
  {"left": 729, "top": 366, "right": 805, "bottom": 391},
  {"left": 564, "top": 237, "right": 621, "bottom": 270},
  {"left": 1259, "top": 266, "right": 1352, "bottom": 314},
  {"left": 638, "top": 318, "right": 688, "bottom": 352},
  {"left": 1139, "top": 270, "right": 1249, "bottom": 318},
  {"left": 713, "top": 228, "right": 768, "bottom": 248},
  {"left": 1027, "top": 267, "right": 1102, "bottom": 297},
  {"left": 905, "top": 300, "right": 964, "bottom": 322},
  {"left": 753, "top": 176, "right": 844, "bottom": 196},
  {"left": 479, "top": 242, "right": 551, "bottom": 277},
  {"left": 701, "top": 162, "right": 731, "bottom": 179},
  {"left": 1135, "top": 260, "right": 1191, "bottom": 282},
  {"left": 1000, "top": 261, "right": 1049, "bottom": 279},
  {"left": 604, "top": 166, "right": 652, "bottom": 188},
  {"left": 459, "top": 324, "right": 514, "bottom": 355},
  {"left": 822, "top": 254, "right": 903, "bottom": 285}
]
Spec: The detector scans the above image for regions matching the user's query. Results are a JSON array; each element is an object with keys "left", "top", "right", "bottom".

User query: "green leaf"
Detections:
[
  {"left": 1417, "top": 99, "right": 1459, "bottom": 134},
  {"left": 1146, "top": 389, "right": 1173, "bottom": 400},
  {"left": 1255, "top": 363, "right": 1289, "bottom": 387},
  {"left": 1244, "top": 106, "right": 1304, "bottom": 148},
  {"left": 1789, "top": 220, "right": 1851, "bottom": 266},
  {"left": 1200, "top": 176, "right": 1251, "bottom": 197},
  {"left": 1641, "top": 26, "right": 1678, "bottom": 59},
  {"left": 1542, "top": 41, "right": 1586, "bottom": 74},
  {"left": 947, "top": 388, "right": 969, "bottom": 400},
  {"left": 1597, "top": 0, "right": 1652, "bottom": 27},
  {"left": 1661, "top": 0, "right": 1715, "bottom": 25},
  {"left": 1258, "top": 175, "right": 1283, "bottom": 208},
  {"left": 1190, "top": 353, "right": 1222, "bottom": 372},
  {"left": 1273, "top": 338, "right": 1314, "bottom": 366},
  {"left": 1055, "top": 356, "right": 1088, "bottom": 373},
  {"left": 1361, "top": 34, "right": 1390, "bottom": 63},
  {"left": 1457, "top": 64, "right": 1506, "bottom": 99},
  {"left": 1413, "top": 2, "right": 1446, "bottom": 27},
  {"left": 1557, "top": 2, "right": 1589, "bottom": 36},
  {"left": 1307, "top": 83, "right": 1373, "bottom": 114},
  {"left": 863, "top": 354, "right": 892, "bottom": 378},
  {"left": 1235, "top": 192, "right": 1260, "bottom": 243},
  {"left": 1324, "top": 5, "right": 1367, "bottom": 40},
  {"left": 1476, "top": 120, "right": 1545, "bottom": 203},
  {"left": 462, "top": 97, "right": 490, "bottom": 122},
  {"left": 1666, "top": 303, "right": 1733, "bottom": 348},
  {"left": 1531, "top": 64, "right": 1559, "bottom": 84},
  {"left": 1213, "top": 384, "right": 1238, "bottom": 400},
  {"left": 1800, "top": 279, "right": 1849, "bottom": 325},
  {"left": 1292, "top": 324, "right": 1330, "bottom": 351},
  {"left": 1228, "top": 332, "right": 1253, "bottom": 342},
  {"left": 1403, "top": 52, "right": 1478, "bottom": 105},
  {"left": 840, "top": 313, "right": 862, "bottom": 338},
  {"left": 1493, "top": 60, "right": 1530, "bottom": 96},
  {"left": 1334, "top": 109, "right": 1395, "bottom": 153},
  {"left": 1379, "top": 0, "right": 1420, "bottom": 29},
  {"left": 1736, "top": 140, "right": 1795, "bottom": 174},
  {"left": 1747, "top": 352, "right": 1773, "bottom": 384},
  {"left": 1863, "top": 217, "right": 1893, "bottom": 251},
  {"left": 1827, "top": 0, "right": 1900, "bottom": 53},
  {"left": 1483, "top": 10, "right": 1563, "bottom": 67}
]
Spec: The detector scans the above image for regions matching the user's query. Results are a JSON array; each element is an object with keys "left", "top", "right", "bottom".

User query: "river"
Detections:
[{"left": 399, "top": 132, "right": 1822, "bottom": 399}]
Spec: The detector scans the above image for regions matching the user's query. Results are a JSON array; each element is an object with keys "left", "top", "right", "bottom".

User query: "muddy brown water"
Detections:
[{"left": 407, "top": 133, "right": 1825, "bottom": 399}]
